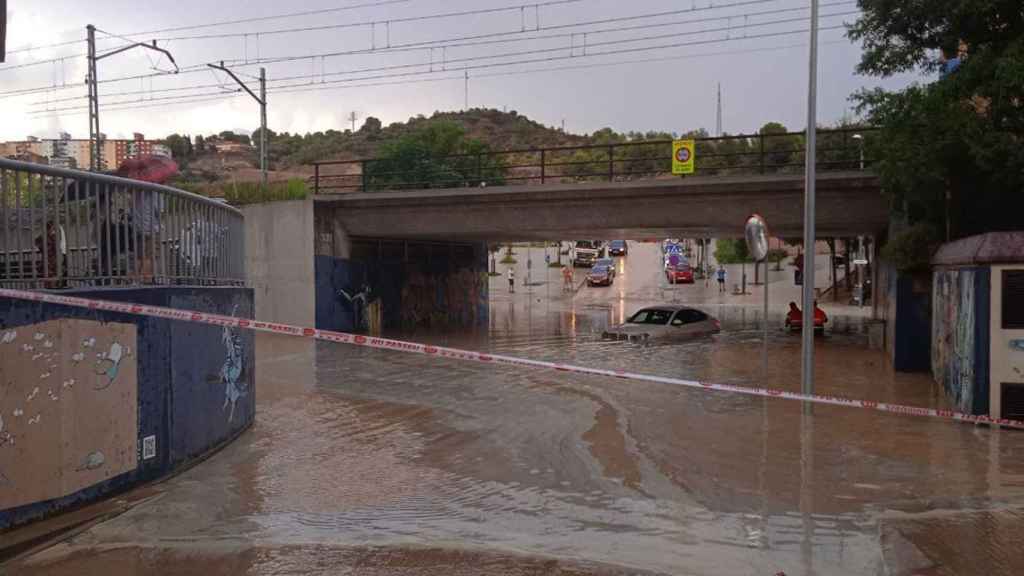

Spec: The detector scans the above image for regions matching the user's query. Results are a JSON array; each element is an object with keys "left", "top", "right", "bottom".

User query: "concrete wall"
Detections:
[
  {"left": 242, "top": 200, "right": 315, "bottom": 327},
  {"left": 990, "top": 265, "right": 1024, "bottom": 418},
  {"left": 0, "top": 287, "right": 254, "bottom": 529},
  {"left": 932, "top": 268, "right": 990, "bottom": 414}
]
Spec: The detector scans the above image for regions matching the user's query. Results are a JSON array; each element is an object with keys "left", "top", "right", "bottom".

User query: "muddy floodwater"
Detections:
[{"left": 10, "top": 242, "right": 1024, "bottom": 575}]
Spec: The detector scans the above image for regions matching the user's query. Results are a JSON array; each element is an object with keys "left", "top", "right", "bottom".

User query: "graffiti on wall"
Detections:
[
  {"left": 0, "top": 319, "right": 138, "bottom": 511},
  {"left": 932, "top": 270, "right": 977, "bottom": 412},
  {"left": 400, "top": 267, "right": 488, "bottom": 331},
  {"left": 219, "top": 306, "right": 247, "bottom": 422}
]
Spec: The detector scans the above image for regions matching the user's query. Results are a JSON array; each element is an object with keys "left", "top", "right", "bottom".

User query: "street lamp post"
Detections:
[{"left": 801, "top": 0, "right": 820, "bottom": 399}]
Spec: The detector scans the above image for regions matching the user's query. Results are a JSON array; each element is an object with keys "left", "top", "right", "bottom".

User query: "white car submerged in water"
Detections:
[{"left": 602, "top": 306, "right": 720, "bottom": 342}]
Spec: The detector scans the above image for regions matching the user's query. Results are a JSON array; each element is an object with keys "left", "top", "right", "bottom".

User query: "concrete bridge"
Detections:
[{"left": 315, "top": 171, "right": 886, "bottom": 241}]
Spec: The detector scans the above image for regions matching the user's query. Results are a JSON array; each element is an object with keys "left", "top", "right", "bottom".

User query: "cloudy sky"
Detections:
[{"left": 1, "top": 0, "right": 922, "bottom": 141}]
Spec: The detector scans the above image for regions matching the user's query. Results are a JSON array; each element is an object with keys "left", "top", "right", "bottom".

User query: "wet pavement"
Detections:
[{"left": 8, "top": 242, "right": 1024, "bottom": 575}]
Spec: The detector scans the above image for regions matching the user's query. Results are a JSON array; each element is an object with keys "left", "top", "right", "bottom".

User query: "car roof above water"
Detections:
[{"left": 635, "top": 305, "right": 697, "bottom": 313}]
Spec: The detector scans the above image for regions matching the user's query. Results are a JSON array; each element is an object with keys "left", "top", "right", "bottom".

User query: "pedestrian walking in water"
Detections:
[
  {"left": 716, "top": 265, "right": 727, "bottom": 293},
  {"left": 562, "top": 265, "right": 573, "bottom": 291},
  {"left": 508, "top": 267, "right": 515, "bottom": 293},
  {"left": 704, "top": 262, "right": 711, "bottom": 288}
]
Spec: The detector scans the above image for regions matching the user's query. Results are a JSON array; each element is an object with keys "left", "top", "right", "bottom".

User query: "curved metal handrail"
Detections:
[
  {"left": 0, "top": 158, "right": 245, "bottom": 289},
  {"left": 0, "top": 158, "right": 242, "bottom": 216}
]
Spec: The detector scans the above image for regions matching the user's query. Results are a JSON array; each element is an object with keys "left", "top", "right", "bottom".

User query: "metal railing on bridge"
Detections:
[
  {"left": 312, "top": 126, "right": 879, "bottom": 194},
  {"left": 0, "top": 158, "right": 245, "bottom": 290}
]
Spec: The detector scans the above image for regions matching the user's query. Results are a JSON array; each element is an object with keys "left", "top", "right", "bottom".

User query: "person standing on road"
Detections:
[
  {"left": 704, "top": 262, "right": 712, "bottom": 288},
  {"left": 716, "top": 265, "right": 727, "bottom": 293},
  {"left": 508, "top": 267, "right": 515, "bottom": 293}
]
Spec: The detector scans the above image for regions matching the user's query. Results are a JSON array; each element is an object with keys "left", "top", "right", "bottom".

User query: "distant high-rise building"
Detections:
[{"left": 1, "top": 132, "right": 172, "bottom": 170}]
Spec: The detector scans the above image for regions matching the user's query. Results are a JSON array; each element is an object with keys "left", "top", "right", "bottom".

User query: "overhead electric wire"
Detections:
[
  {"left": 0, "top": 53, "right": 86, "bottom": 73},
  {"left": 4, "top": 0, "right": 413, "bottom": 56},
  {"left": 258, "top": 11, "right": 858, "bottom": 86},
  {"left": 31, "top": 88, "right": 244, "bottom": 114},
  {"left": 30, "top": 81, "right": 240, "bottom": 105},
  {"left": 27, "top": 16, "right": 856, "bottom": 110},
  {"left": 150, "top": 0, "right": 586, "bottom": 42},
  {"left": 269, "top": 40, "right": 835, "bottom": 96},
  {"left": 116, "top": 0, "right": 413, "bottom": 37},
  {"left": 30, "top": 93, "right": 246, "bottom": 117},
  {"left": 34, "top": 33, "right": 852, "bottom": 117},
  {"left": 24, "top": 0, "right": 857, "bottom": 106},
  {"left": 218, "top": 0, "right": 856, "bottom": 68},
  {"left": 31, "top": 24, "right": 849, "bottom": 114},
  {"left": 30, "top": 76, "right": 466, "bottom": 117},
  {"left": 5, "top": 0, "right": 845, "bottom": 98},
  {"left": 3, "top": 0, "right": 583, "bottom": 96}
]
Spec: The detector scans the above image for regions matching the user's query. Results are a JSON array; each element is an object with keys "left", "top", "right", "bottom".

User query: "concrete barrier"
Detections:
[{"left": 0, "top": 286, "right": 254, "bottom": 530}]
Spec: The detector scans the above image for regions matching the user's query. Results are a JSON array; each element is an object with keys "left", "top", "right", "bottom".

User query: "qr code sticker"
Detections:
[{"left": 142, "top": 435, "right": 156, "bottom": 460}]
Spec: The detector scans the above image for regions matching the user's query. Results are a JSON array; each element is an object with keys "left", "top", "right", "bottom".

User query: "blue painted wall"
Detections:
[
  {"left": 891, "top": 273, "right": 933, "bottom": 372},
  {"left": 314, "top": 254, "right": 366, "bottom": 332},
  {"left": 0, "top": 287, "right": 254, "bottom": 530}
]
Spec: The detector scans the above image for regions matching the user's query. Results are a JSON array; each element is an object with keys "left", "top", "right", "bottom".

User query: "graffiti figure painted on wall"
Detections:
[
  {"left": 93, "top": 341, "right": 129, "bottom": 390},
  {"left": 339, "top": 284, "right": 372, "bottom": 332},
  {"left": 220, "top": 306, "right": 247, "bottom": 422}
]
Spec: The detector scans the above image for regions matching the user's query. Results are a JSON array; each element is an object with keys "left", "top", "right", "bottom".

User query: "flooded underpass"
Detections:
[{"left": 11, "top": 243, "right": 1024, "bottom": 575}]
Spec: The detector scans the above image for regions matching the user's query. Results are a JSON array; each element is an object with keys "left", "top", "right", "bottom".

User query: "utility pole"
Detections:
[
  {"left": 347, "top": 111, "right": 360, "bottom": 132},
  {"left": 464, "top": 70, "right": 469, "bottom": 111},
  {"left": 208, "top": 61, "right": 267, "bottom": 189},
  {"left": 260, "top": 67, "right": 267, "bottom": 190},
  {"left": 87, "top": 25, "right": 100, "bottom": 171},
  {"left": 716, "top": 82, "right": 723, "bottom": 137},
  {"left": 86, "top": 24, "right": 179, "bottom": 171},
  {"left": 801, "top": 0, "right": 820, "bottom": 399}
]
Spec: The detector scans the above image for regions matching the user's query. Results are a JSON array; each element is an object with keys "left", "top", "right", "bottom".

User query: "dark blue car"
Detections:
[
  {"left": 608, "top": 240, "right": 628, "bottom": 256},
  {"left": 586, "top": 264, "right": 614, "bottom": 286}
]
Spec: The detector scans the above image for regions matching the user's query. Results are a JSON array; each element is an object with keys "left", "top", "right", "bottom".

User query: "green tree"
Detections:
[
  {"left": 218, "top": 131, "right": 251, "bottom": 145},
  {"left": 848, "top": 0, "right": 1024, "bottom": 241},
  {"left": 364, "top": 121, "right": 505, "bottom": 190},
  {"left": 163, "top": 134, "right": 192, "bottom": 162},
  {"left": 758, "top": 122, "right": 801, "bottom": 173},
  {"left": 714, "top": 238, "right": 752, "bottom": 264}
]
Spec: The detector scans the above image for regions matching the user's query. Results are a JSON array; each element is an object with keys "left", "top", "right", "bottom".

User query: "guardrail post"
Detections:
[
  {"left": 608, "top": 145, "right": 614, "bottom": 181},
  {"left": 540, "top": 149, "right": 546, "bottom": 184},
  {"left": 314, "top": 164, "right": 320, "bottom": 195}
]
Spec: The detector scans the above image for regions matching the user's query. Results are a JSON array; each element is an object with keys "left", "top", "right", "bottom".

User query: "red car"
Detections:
[
  {"left": 785, "top": 302, "right": 828, "bottom": 332},
  {"left": 665, "top": 264, "right": 694, "bottom": 284}
]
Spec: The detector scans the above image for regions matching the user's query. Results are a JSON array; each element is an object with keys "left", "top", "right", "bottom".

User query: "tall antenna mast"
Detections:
[{"left": 716, "top": 82, "right": 723, "bottom": 137}]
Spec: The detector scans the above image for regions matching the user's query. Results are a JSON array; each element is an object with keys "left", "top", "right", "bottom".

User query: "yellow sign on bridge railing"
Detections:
[{"left": 672, "top": 139, "right": 695, "bottom": 175}]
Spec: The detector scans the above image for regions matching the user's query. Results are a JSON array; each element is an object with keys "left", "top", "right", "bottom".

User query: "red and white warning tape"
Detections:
[{"left": 2, "top": 288, "right": 1022, "bottom": 430}]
